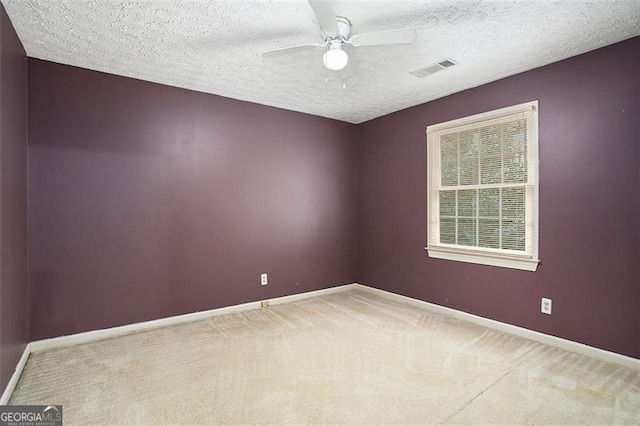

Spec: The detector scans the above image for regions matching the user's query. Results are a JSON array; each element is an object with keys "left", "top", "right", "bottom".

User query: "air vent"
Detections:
[{"left": 410, "top": 58, "right": 458, "bottom": 78}]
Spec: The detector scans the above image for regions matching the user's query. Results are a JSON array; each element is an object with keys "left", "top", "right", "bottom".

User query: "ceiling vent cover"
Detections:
[{"left": 410, "top": 59, "right": 458, "bottom": 78}]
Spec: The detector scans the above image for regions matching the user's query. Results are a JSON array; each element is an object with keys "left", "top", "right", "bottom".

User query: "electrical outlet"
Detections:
[
  {"left": 260, "top": 273, "right": 268, "bottom": 286},
  {"left": 541, "top": 298, "right": 552, "bottom": 315}
]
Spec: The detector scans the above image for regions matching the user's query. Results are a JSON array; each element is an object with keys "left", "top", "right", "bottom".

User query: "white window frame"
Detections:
[{"left": 426, "top": 101, "right": 540, "bottom": 271}]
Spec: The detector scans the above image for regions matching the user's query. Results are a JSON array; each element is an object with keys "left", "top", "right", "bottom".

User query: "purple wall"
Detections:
[
  {"left": 24, "top": 36, "right": 640, "bottom": 360},
  {"left": 357, "top": 37, "right": 640, "bottom": 359},
  {"left": 0, "top": 4, "right": 29, "bottom": 392},
  {"left": 28, "top": 59, "right": 357, "bottom": 340}
]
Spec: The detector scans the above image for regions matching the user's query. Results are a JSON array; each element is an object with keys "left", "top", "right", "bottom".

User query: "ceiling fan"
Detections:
[{"left": 263, "top": 0, "right": 418, "bottom": 71}]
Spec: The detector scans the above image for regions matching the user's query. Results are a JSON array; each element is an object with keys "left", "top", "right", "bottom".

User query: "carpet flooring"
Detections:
[{"left": 10, "top": 289, "right": 640, "bottom": 424}]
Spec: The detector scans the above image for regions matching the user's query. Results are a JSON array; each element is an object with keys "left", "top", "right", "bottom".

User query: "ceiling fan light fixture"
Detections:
[
  {"left": 263, "top": 2, "right": 417, "bottom": 72},
  {"left": 323, "top": 46, "right": 348, "bottom": 71}
]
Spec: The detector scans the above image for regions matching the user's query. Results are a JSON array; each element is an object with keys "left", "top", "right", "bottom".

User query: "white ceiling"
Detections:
[{"left": 3, "top": 1, "right": 639, "bottom": 124}]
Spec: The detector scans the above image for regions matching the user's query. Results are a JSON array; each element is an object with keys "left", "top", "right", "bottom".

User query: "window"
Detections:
[{"left": 426, "top": 101, "right": 539, "bottom": 271}]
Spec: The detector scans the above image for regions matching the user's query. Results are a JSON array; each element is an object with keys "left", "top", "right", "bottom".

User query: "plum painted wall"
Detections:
[
  {"left": 357, "top": 37, "right": 639, "bottom": 359},
  {"left": 28, "top": 59, "right": 357, "bottom": 340},
  {"left": 25, "top": 37, "right": 640, "bottom": 361},
  {"left": 0, "top": 3, "right": 29, "bottom": 391}
]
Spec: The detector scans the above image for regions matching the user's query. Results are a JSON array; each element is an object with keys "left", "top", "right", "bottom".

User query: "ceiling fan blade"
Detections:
[
  {"left": 350, "top": 29, "right": 418, "bottom": 47},
  {"left": 262, "top": 44, "right": 323, "bottom": 58},
  {"left": 308, "top": 0, "right": 339, "bottom": 35}
]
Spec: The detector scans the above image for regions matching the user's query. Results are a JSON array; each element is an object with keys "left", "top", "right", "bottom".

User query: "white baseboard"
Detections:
[
  {"left": 0, "top": 343, "right": 31, "bottom": 405},
  {"left": 30, "top": 283, "right": 359, "bottom": 353},
  {"left": 353, "top": 284, "right": 639, "bottom": 371},
  {"left": 3, "top": 281, "right": 636, "bottom": 404},
  {"left": 1, "top": 284, "right": 357, "bottom": 404}
]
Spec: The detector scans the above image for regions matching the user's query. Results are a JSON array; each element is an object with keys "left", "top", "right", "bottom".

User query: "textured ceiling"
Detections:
[{"left": 3, "top": 1, "right": 639, "bottom": 124}]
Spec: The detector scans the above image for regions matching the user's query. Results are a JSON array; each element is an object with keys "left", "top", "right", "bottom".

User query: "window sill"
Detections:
[{"left": 425, "top": 246, "right": 539, "bottom": 271}]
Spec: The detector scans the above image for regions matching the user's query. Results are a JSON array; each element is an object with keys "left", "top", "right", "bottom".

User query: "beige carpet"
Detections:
[{"left": 10, "top": 289, "right": 640, "bottom": 424}]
